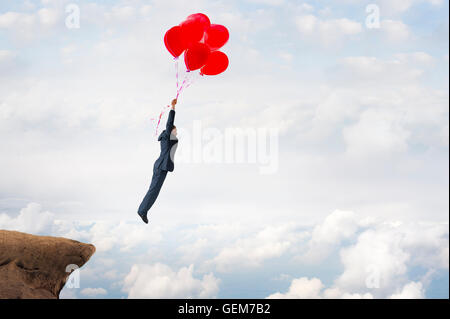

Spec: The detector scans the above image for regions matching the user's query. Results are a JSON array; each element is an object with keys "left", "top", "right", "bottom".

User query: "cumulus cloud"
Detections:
[
  {"left": 0, "top": 202, "right": 163, "bottom": 252},
  {"left": 295, "top": 14, "right": 362, "bottom": 45},
  {"left": 394, "top": 52, "right": 435, "bottom": 65},
  {"left": 0, "top": 203, "right": 55, "bottom": 234},
  {"left": 0, "top": 50, "right": 15, "bottom": 63},
  {"left": 80, "top": 287, "right": 108, "bottom": 297},
  {"left": 278, "top": 51, "right": 294, "bottom": 63},
  {"left": 268, "top": 212, "right": 448, "bottom": 299},
  {"left": 335, "top": 227, "right": 411, "bottom": 292},
  {"left": 86, "top": 221, "right": 163, "bottom": 252},
  {"left": 319, "top": 54, "right": 448, "bottom": 158},
  {"left": 323, "top": 287, "right": 374, "bottom": 299},
  {"left": 246, "top": 0, "right": 285, "bottom": 5},
  {"left": 296, "top": 212, "right": 448, "bottom": 298},
  {"left": 267, "top": 277, "right": 324, "bottom": 299},
  {"left": 3, "top": 202, "right": 447, "bottom": 299},
  {"left": 300, "top": 210, "right": 374, "bottom": 263},
  {"left": 343, "top": 108, "right": 411, "bottom": 158},
  {"left": 37, "top": 8, "right": 59, "bottom": 26},
  {"left": 122, "top": 263, "right": 220, "bottom": 298},
  {"left": 381, "top": 20, "right": 410, "bottom": 42},
  {"left": 336, "top": 55, "right": 424, "bottom": 84},
  {"left": 0, "top": 6, "right": 62, "bottom": 41},
  {"left": 0, "top": 49, "right": 17, "bottom": 74},
  {"left": 389, "top": 281, "right": 425, "bottom": 298},
  {"left": 377, "top": 0, "right": 444, "bottom": 14},
  {"left": 0, "top": 11, "right": 35, "bottom": 29},
  {"left": 267, "top": 277, "right": 375, "bottom": 299},
  {"left": 207, "top": 224, "right": 305, "bottom": 272}
]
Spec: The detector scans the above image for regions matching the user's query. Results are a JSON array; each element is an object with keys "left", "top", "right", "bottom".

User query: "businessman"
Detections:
[{"left": 138, "top": 98, "right": 178, "bottom": 224}]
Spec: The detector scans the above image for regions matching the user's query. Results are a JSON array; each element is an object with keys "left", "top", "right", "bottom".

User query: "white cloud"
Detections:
[
  {"left": 377, "top": 0, "right": 444, "bottom": 14},
  {"left": 21, "top": 1, "right": 37, "bottom": 11},
  {"left": 106, "top": 6, "right": 136, "bottom": 22},
  {"left": 0, "top": 12, "right": 35, "bottom": 29},
  {"left": 335, "top": 54, "right": 433, "bottom": 86},
  {"left": 267, "top": 277, "right": 375, "bottom": 299},
  {"left": 331, "top": 221, "right": 448, "bottom": 296},
  {"left": 343, "top": 108, "right": 411, "bottom": 158},
  {"left": 246, "top": 0, "right": 285, "bottom": 5},
  {"left": 0, "top": 7, "right": 61, "bottom": 40},
  {"left": 395, "top": 222, "right": 449, "bottom": 270},
  {"left": 0, "top": 202, "right": 163, "bottom": 252},
  {"left": 0, "top": 50, "right": 17, "bottom": 73},
  {"left": 378, "top": 0, "right": 415, "bottom": 14},
  {"left": 0, "top": 202, "right": 55, "bottom": 234},
  {"left": 177, "top": 238, "right": 210, "bottom": 264},
  {"left": 37, "top": 8, "right": 59, "bottom": 26},
  {"left": 80, "top": 287, "right": 108, "bottom": 297},
  {"left": 268, "top": 215, "right": 448, "bottom": 298},
  {"left": 61, "top": 45, "right": 77, "bottom": 55},
  {"left": 278, "top": 51, "right": 294, "bottom": 62},
  {"left": 77, "top": 220, "right": 164, "bottom": 253},
  {"left": 389, "top": 281, "right": 425, "bottom": 298},
  {"left": 3, "top": 202, "right": 447, "bottom": 299},
  {"left": 122, "top": 263, "right": 220, "bottom": 298},
  {"left": 309, "top": 210, "right": 361, "bottom": 244},
  {"left": 207, "top": 224, "right": 305, "bottom": 272},
  {"left": 398, "top": 52, "right": 435, "bottom": 65},
  {"left": 300, "top": 210, "right": 374, "bottom": 263},
  {"left": 295, "top": 14, "right": 362, "bottom": 45},
  {"left": 318, "top": 54, "right": 447, "bottom": 159},
  {"left": 267, "top": 277, "right": 324, "bottom": 299},
  {"left": 381, "top": 20, "right": 410, "bottom": 41},
  {"left": 0, "top": 50, "right": 15, "bottom": 62},
  {"left": 441, "top": 124, "right": 449, "bottom": 146},
  {"left": 324, "top": 288, "right": 370, "bottom": 299},
  {"left": 336, "top": 227, "right": 411, "bottom": 292},
  {"left": 270, "top": 274, "right": 429, "bottom": 299}
]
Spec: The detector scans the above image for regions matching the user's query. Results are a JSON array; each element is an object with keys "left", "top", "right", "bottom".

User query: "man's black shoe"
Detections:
[{"left": 138, "top": 212, "right": 148, "bottom": 224}]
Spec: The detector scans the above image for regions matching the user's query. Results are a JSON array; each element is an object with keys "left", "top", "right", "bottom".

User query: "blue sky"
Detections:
[{"left": 0, "top": 0, "right": 448, "bottom": 299}]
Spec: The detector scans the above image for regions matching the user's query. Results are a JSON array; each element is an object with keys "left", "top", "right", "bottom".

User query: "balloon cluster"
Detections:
[{"left": 164, "top": 13, "right": 229, "bottom": 76}]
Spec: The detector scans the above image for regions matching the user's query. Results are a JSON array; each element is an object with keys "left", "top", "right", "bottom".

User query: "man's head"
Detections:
[{"left": 171, "top": 125, "right": 177, "bottom": 136}]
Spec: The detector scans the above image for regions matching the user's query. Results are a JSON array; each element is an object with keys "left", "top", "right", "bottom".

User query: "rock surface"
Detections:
[{"left": 0, "top": 230, "right": 95, "bottom": 299}]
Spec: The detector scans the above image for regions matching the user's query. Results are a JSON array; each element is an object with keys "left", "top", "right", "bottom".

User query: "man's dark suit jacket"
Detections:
[{"left": 154, "top": 110, "right": 178, "bottom": 172}]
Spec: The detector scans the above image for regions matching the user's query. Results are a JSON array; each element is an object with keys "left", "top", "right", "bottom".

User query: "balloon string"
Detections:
[
  {"left": 176, "top": 70, "right": 199, "bottom": 99},
  {"left": 150, "top": 105, "right": 171, "bottom": 136},
  {"left": 174, "top": 57, "right": 179, "bottom": 92},
  {"left": 182, "top": 72, "right": 198, "bottom": 92},
  {"left": 176, "top": 72, "right": 189, "bottom": 98},
  {"left": 184, "top": 73, "right": 197, "bottom": 90}
]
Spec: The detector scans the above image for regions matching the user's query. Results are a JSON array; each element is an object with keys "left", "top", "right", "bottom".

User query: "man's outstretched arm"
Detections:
[{"left": 166, "top": 99, "right": 177, "bottom": 132}]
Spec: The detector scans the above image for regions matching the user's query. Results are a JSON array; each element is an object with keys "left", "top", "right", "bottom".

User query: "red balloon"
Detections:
[
  {"left": 186, "top": 13, "right": 210, "bottom": 31},
  {"left": 200, "top": 51, "right": 229, "bottom": 76},
  {"left": 184, "top": 43, "right": 211, "bottom": 71},
  {"left": 204, "top": 24, "right": 229, "bottom": 50},
  {"left": 164, "top": 26, "right": 186, "bottom": 58},
  {"left": 180, "top": 13, "right": 210, "bottom": 46}
]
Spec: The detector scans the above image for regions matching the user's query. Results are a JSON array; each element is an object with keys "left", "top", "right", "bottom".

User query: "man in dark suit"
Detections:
[{"left": 138, "top": 99, "right": 178, "bottom": 224}]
